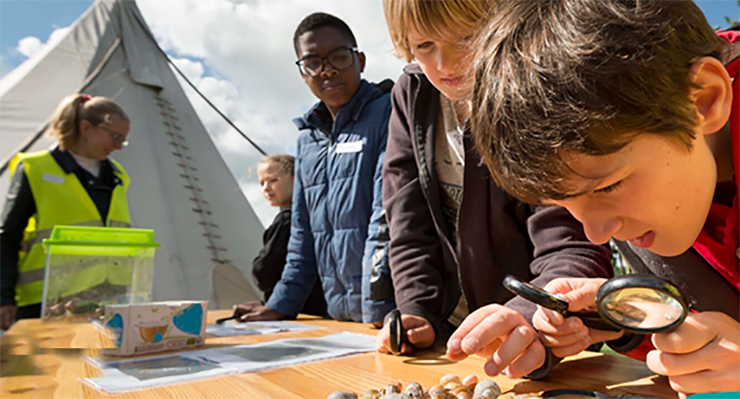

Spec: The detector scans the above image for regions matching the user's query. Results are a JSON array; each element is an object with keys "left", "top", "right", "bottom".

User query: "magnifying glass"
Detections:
[
  {"left": 503, "top": 274, "right": 689, "bottom": 334},
  {"left": 387, "top": 309, "right": 406, "bottom": 355}
]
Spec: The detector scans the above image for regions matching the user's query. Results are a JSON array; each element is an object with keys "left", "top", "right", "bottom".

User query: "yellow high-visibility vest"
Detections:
[{"left": 10, "top": 150, "right": 131, "bottom": 307}]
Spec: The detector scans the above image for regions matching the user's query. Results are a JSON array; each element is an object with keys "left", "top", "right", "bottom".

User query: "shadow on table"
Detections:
[
  {"left": 401, "top": 347, "right": 454, "bottom": 366},
  {"left": 507, "top": 354, "right": 671, "bottom": 399}
]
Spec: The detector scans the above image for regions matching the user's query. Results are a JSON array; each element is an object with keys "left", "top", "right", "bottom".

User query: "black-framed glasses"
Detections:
[
  {"left": 295, "top": 47, "right": 358, "bottom": 77},
  {"left": 96, "top": 124, "right": 129, "bottom": 147}
]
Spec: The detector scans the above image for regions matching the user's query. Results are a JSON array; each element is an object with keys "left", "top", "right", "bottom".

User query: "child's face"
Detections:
[
  {"left": 78, "top": 115, "right": 130, "bottom": 161},
  {"left": 257, "top": 162, "right": 294, "bottom": 208},
  {"left": 407, "top": 27, "right": 472, "bottom": 102},
  {"left": 296, "top": 26, "right": 365, "bottom": 116},
  {"left": 548, "top": 133, "right": 717, "bottom": 257}
]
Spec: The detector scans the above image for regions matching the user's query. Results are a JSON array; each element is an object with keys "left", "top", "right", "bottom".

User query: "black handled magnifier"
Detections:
[
  {"left": 216, "top": 315, "right": 238, "bottom": 325},
  {"left": 503, "top": 274, "right": 689, "bottom": 334},
  {"left": 387, "top": 309, "right": 406, "bottom": 355}
]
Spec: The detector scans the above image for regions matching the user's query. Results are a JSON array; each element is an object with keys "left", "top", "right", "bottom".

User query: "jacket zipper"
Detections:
[
  {"left": 412, "top": 76, "right": 467, "bottom": 320},
  {"left": 327, "top": 120, "right": 349, "bottom": 319}
]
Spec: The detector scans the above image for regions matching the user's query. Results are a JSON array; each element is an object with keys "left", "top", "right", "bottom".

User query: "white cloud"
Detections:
[
  {"left": 136, "top": 0, "right": 406, "bottom": 226},
  {"left": 170, "top": 57, "right": 205, "bottom": 84},
  {"left": 16, "top": 27, "right": 70, "bottom": 58},
  {"left": 16, "top": 37, "right": 43, "bottom": 57}
]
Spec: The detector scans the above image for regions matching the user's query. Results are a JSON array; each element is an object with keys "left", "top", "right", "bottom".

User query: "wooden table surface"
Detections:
[{"left": 0, "top": 310, "right": 676, "bottom": 399}]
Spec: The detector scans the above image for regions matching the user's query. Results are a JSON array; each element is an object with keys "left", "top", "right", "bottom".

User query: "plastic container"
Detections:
[{"left": 41, "top": 226, "right": 159, "bottom": 321}]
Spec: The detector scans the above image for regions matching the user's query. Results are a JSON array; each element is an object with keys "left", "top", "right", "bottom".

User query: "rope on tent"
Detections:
[{"left": 131, "top": 10, "right": 268, "bottom": 157}]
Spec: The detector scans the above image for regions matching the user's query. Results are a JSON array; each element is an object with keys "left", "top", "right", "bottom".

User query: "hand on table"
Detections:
[
  {"left": 647, "top": 311, "right": 740, "bottom": 396},
  {"left": 376, "top": 314, "right": 435, "bottom": 354},
  {"left": 233, "top": 301, "right": 287, "bottom": 322},
  {"left": 446, "top": 304, "right": 545, "bottom": 378},
  {"left": 0, "top": 305, "right": 16, "bottom": 330},
  {"left": 532, "top": 278, "right": 623, "bottom": 358}
]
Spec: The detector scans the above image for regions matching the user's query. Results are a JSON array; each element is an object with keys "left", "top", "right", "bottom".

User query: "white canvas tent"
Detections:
[{"left": 0, "top": 0, "right": 264, "bottom": 308}]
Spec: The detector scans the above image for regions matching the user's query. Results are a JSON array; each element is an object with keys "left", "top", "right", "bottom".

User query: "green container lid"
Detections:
[{"left": 43, "top": 225, "right": 160, "bottom": 256}]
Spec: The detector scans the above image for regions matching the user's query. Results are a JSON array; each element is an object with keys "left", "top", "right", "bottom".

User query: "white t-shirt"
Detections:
[
  {"left": 433, "top": 94, "right": 469, "bottom": 327},
  {"left": 70, "top": 152, "right": 102, "bottom": 178}
]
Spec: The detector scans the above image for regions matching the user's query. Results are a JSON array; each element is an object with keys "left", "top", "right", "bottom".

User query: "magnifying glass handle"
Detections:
[
  {"left": 388, "top": 309, "right": 406, "bottom": 355},
  {"left": 566, "top": 310, "right": 621, "bottom": 332}
]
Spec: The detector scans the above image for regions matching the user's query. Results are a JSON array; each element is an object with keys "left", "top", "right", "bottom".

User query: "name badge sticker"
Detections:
[
  {"left": 42, "top": 173, "right": 64, "bottom": 184},
  {"left": 335, "top": 141, "right": 363, "bottom": 154}
]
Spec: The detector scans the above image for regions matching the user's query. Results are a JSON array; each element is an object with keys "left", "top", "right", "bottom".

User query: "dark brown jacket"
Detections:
[{"left": 382, "top": 65, "right": 614, "bottom": 332}]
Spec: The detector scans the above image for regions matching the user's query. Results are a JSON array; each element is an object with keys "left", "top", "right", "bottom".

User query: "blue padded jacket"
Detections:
[{"left": 266, "top": 80, "right": 395, "bottom": 323}]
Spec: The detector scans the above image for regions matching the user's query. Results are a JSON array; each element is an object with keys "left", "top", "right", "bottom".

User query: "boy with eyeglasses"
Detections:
[{"left": 233, "top": 12, "right": 395, "bottom": 324}]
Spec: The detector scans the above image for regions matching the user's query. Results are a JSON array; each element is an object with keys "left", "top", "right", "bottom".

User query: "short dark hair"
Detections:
[
  {"left": 470, "top": 0, "right": 724, "bottom": 203},
  {"left": 293, "top": 12, "right": 357, "bottom": 55}
]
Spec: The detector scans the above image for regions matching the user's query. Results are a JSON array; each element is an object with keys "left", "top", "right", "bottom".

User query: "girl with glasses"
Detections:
[{"left": 0, "top": 94, "right": 133, "bottom": 329}]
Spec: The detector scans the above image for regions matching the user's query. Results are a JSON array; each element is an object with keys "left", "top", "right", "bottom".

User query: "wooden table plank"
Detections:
[{"left": 0, "top": 310, "right": 675, "bottom": 398}]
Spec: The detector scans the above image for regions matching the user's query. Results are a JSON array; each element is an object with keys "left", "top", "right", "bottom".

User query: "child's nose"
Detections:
[
  {"left": 436, "top": 45, "right": 459, "bottom": 73},
  {"left": 582, "top": 217, "right": 623, "bottom": 245},
  {"left": 320, "top": 63, "right": 339, "bottom": 78}
]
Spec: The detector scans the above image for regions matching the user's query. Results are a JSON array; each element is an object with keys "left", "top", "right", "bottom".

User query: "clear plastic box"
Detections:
[{"left": 41, "top": 226, "right": 159, "bottom": 322}]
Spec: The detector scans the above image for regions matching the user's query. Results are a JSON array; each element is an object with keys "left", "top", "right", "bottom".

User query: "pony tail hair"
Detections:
[{"left": 44, "top": 94, "right": 89, "bottom": 151}]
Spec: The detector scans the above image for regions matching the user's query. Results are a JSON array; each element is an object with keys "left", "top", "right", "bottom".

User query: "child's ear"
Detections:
[
  {"left": 78, "top": 120, "right": 93, "bottom": 137},
  {"left": 358, "top": 51, "right": 366, "bottom": 73},
  {"left": 689, "top": 56, "right": 732, "bottom": 136}
]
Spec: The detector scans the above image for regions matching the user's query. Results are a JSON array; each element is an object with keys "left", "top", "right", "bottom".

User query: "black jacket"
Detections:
[
  {"left": 252, "top": 208, "right": 328, "bottom": 317},
  {"left": 383, "top": 64, "right": 614, "bottom": 332},
  {"left": 0, "top": 147, "right": 123, "bottom": 305}
]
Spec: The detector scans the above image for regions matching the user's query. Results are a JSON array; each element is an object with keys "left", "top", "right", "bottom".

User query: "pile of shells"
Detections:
[{"left": 327, "top": 374, "right": 542, "bottom": 399}]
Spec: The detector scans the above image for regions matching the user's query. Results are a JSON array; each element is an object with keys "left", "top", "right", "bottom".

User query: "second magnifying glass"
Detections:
[{"left": 503, "top": 274, "right": 689, "bottom": 334}]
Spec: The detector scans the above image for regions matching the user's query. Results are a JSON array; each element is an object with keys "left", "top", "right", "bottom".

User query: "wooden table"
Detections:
[{"left": 0, "top": 310, "right": 675, "bottom": 398}]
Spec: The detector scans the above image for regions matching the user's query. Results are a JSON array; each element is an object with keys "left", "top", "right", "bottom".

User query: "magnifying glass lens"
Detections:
[{"left": 601, "top": 287, "right": 684, "bottom": 330}]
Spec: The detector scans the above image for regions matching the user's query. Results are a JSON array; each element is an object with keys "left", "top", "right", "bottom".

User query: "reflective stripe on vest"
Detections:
[{"left": 11, "top": 150, "right": 131, "bottom": 307}]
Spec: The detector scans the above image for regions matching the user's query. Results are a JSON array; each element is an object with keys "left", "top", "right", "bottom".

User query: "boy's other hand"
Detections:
[
  {"left": 233, "top": 301, "right": 287, "bottom": 322},
  {"left": 376, "top": 314, "right": 435, "bottom": 354},
  {"left": 446, "top": 304, "right": 545, "bottom": 379},
  {"left": 232, "top": 300, "right": 262, "bottom": 318},
  {"left": 0, "top": 305, "right": 16, "bottom": 330},
  {"left": 532, "top": 278, "right": 623, "bottom": 358},
  {"left": 647, "top": 311, "right": 740, "bottom": 395}
]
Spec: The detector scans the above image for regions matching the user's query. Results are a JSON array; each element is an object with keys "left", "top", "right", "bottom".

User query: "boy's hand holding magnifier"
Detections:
[{"left": 522, "top": 275, "right": 739, "bottom": 395}]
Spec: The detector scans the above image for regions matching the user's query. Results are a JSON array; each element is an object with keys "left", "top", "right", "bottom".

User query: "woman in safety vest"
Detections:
[{"left": 0, "top": 94, "right": 131, "bottom": 330}]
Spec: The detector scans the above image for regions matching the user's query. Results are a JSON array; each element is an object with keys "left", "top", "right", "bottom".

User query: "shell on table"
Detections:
[
  {"left": 330, "top": 374, "right": 514, "bottom": 399},
  {"left": 364, "top": 389, "right": 381, "bottom": 399},
  {"left": 381, "top": 383, "right": 403, "bottom": 395},
  {"left": 403, "top": 382, "right": 424, "bottom": 398},
  {"left": 327, "top": 391, "right": 359, "bottom": 399},
  {"left": 473, "top": 380, "right": 501, "bottom": 398},
  {"left": 439, "top": 374, "right": 462, "bottom": 385},
  {"left": 462, "top": 375, "right": 478, "bottom": 389}
]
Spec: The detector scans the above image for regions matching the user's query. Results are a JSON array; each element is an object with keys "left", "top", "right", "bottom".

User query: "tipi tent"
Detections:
[{"left": 0, "top": 0, "right": 264, "bottom": 308}]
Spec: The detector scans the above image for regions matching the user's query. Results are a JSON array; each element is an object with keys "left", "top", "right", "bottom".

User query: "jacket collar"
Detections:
[
  {"left": 50, "top": 146, "right": 122, "bottom": 178},
  {"left": 403, "top": 63, "right": 424, "bottom": 76},
  {"left": 293, "top": 79, "right": 383, "bottom": 133}
]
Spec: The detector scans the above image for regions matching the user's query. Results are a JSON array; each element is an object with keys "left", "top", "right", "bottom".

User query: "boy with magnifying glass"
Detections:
[{"left": 450, "top": 0, "right": 739, "bottom": 396}]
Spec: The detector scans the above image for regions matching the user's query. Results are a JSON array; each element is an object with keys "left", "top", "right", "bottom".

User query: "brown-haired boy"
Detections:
[{"left": 460, "top": 0, "right": 738, "bottom": 394}]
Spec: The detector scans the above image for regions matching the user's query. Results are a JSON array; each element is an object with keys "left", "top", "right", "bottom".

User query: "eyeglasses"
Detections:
[
  {"left": 96, "top": 124, "right": 129, "bottom": 147},
  {"left": 295, "top": 47, "right": 358, "bottom": 77}
]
